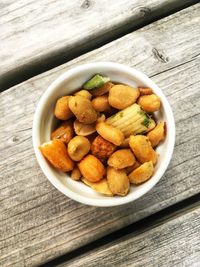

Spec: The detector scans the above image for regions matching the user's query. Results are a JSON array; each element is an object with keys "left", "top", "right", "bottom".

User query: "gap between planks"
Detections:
[
  {"left": 39, "top": 193, "right": 200, "bottom": 266},
  {"left": 0, "top": 0, "right": 198, "bottom": 91}
]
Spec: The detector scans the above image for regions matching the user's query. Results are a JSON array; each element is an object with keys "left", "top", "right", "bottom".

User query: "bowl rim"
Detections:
[{"left": 32, "top": 62, "right": 175, "bottom": 207}]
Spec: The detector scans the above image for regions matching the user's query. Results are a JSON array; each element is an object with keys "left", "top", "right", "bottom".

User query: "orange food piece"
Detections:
[
  {"left": 71, "top": 165, "right": 81, "bottom": 181},
  {"left": 51, "top": 121, "right": 74, "bottom": 144},
  {"left": 92, "top": 95, "right": 111, "bottom": 112},
  {"left": 74, "top": 119, "right": 96, "bottom": 136},
  {"left": 108, "top": 149, "right": 135, "bottom": 169},
  {"left": 96, "top": 122, "right": 124, "bottom": 146},
  {"left": 39, "top": 140, "right": 74, "bottom": 172},
  {"left": 137, "top": 94, "right": 161, "bottom": 112},
  {"left": 128, "top": 161, "right": 154, "bottom": 184},
  {"left": 78, "top": 154, "right": 105, "bottom": 182},
  {"left": 108, "top": 84, "right": 140, "bottom": 110},
  {"left": 138, "top": 87, "right": 153, "bottom": 95},
  {"left": 107, "top": 167, "right": 130, "bottom": 196},
  {"left": 68, "top": 95, "right": 97, "bottom": 124},
  {"left": 147, "top": 122, "right": 165, "bottom": 147},
  {"left": 90, "top": 82, "right": 114, "bottom": 97},
  {"left": 54, "top": 96, "right": 73, "bottom": 120},
  {"left": 129, "top": 135, "right": 157, "bottom": 164},
  {"left": 91, "top": 135, "right": 116, "bottom": 162}
]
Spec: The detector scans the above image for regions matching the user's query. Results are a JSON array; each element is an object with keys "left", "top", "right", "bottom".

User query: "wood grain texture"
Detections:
[
  {"left": 0, "top": 5, "right": 200, "bottom": 267},
  {"left": 0, "top": 0, "right": 196, "bottom": 88},
  {"left": 60, "top": 204, "right": 200, "bottom": 267}
]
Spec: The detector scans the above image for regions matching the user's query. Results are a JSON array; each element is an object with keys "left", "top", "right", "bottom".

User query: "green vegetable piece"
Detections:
[
  {"left": 139, "top": 109, "right": 151, "bottom": 128},
  {"left": 142, "top": 116, "right": 150, "bottom": 128},
  {"left": 106, "top": 103, "right": 156, "bottom": 137},
  {"left": 83, "top": 74, "right": 110, "bottom": 90}
]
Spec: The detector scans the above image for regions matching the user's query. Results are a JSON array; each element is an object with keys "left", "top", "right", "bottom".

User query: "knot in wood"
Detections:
[
  {"left": 12, "top": 136, "right": 19, "bottom": 142},
  {"left": 81, "top": 0, "right": 91, "bottom": 9},
  {"left": 140, "top": 7, "right": 151, "bottom": 18},
  {"left": 152, "top": 48, "right": 169, "bottom": 63}
]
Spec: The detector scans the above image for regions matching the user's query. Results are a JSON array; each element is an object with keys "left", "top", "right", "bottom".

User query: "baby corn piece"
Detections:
[{"left": 106, "top": 103, "right": 155, "bottom": 137}]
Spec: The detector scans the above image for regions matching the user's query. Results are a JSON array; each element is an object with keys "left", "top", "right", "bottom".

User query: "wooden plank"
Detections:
[
  {"left": 60, "top": 204, "right": 200, "bottom": 267},
  {"left": 0, "top": 5, "right": 200, "bottom": 267},
  {"left": 0, "top": 0, "right": 196, "bottom": 89}
]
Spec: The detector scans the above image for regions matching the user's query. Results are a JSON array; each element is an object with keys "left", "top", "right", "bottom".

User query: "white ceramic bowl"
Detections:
[{"left": 33, "top": 62, "right": 175, "bottom": 207}]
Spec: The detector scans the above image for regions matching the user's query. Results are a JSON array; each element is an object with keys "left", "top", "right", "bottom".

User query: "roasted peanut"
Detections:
[
  {"left": 75, "top": 90, "right": 92, "bottom": 100},
  {"left": 74, "top": 119, "right": 96, "bottom": 136},
  {"left": 39, "top": 140, "right": 74, "bottom": 172},
  {"left": 147, "top": 122, "right": 165, "bottom": 147},
  {"left": 139, "top": 87, "right": 153, "bottom": 95},
  {"left": 54, "top": 96, "right": 73, "bottom": 120},
  {"left": 129, "top": 135, "right": 157, "bottom": 164},
  {"left": 96, "top": 122, "right": 124, "bottom": 146},
  {"left": 137, "top": 94, "right": 161, "bottom": 112},
  {"left": 68, "top": 96, "right": 97, "bottom": 124},
  {"left": 51, "top": 121, "right": 73, "bottom": 144},
  {"left": 108, "top": 84, "right": 140, "bottom": 109},
  {"left": 68, "top": 136, "right": 90, "bottom": 161},
  {"left": 92, "top": 95, "right": 111, "bottom": 112},
  {"left": 125, "top": 160, "right": 141, "bottom": 174},
  {"left": 82, "top": 178, "right": 113, "bottom": 196},
  {"left": 90, "top": 82, "right": 114, "bottom": 96},
  {"left": 71, "top": 165, "right": 81, "bottom": 180},
  {"left": 78, "top": 155, "right": 105, "bottom": 182},
  {"left": 107, "top": 167, "right": 130, "bottom": 196},
  {"left": 91, "top": 135, "right": 116, "bottom": 162},
  {"left": 129, "top": 161, "right": 154, "bottom": 184},
  {"left": 108, "top": 149, "right": 135, "bottom": 169}
]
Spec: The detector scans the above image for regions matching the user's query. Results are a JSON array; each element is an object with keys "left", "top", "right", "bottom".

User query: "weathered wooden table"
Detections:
[{"left": 1, "top": 1, "right": 200, "bottom": 266}]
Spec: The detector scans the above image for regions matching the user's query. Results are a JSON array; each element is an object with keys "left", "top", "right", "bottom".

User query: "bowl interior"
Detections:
[{"left": 33, "top": 63, "right": 175, "bottom": 206}]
